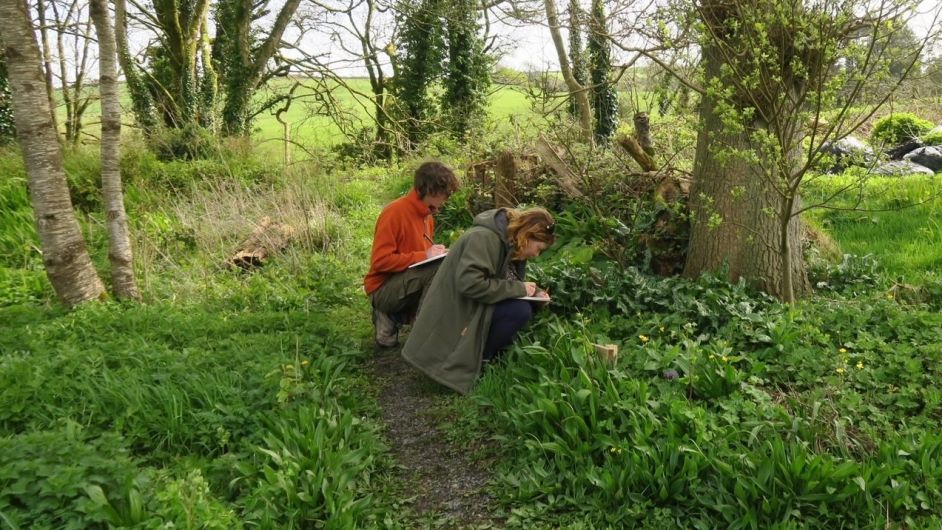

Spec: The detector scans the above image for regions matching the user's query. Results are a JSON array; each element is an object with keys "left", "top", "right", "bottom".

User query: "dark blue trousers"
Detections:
[{"left": 482, "top": 299, "right": 534, "bottom": 361}]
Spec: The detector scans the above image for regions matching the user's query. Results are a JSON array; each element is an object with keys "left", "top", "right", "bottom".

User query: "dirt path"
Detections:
[{"left": 367, "top": 348, "right": 502, "bottom": 529}]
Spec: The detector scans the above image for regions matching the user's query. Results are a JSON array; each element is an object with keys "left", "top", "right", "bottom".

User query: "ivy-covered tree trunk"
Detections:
[
  {"left": 588, "top": 0, "right": 618, "bottom": 142},
  {"left": 114, "top": 0, "right": 157, "bottom": 133},
  {"left": 442, "top": 0, "right": 490, "bottom": 141},
  {"left": 567, "top": 0, "right": 588, "bottom": 120},
  {"left": 0, "top": 49, "right": 15, "bottom": 144},
  {"left": 198, "top": 17, "right": 217, "bottom": 132},
  {"left": 216, "top": 0, "right": 302, "bottom": 136},
  {"left": 0, "top": 0, "right": 105, "bottom": 306},
  {"left": 397, "top": 0, "right": 445, "bottom": 147},
  {"left": 90, "top": 0, "right": 140, "bottom": 300}
]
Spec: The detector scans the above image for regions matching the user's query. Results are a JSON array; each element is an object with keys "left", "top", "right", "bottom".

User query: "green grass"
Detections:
[{"left": 805, "top": 173, "right": 942, "bottom": 284}]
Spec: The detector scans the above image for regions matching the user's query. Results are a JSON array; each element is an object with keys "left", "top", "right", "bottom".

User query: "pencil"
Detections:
[{"left": 424, "top": 233, "right": 434, "bottom": 244}]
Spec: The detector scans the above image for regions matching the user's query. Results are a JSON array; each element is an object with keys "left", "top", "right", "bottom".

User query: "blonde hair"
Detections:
[{"left": 506, "top": 207, "right": 556, "bottom": 259}]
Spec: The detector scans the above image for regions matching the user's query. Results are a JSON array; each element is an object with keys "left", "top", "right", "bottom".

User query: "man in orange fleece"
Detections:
[{"left": 364, "top": 161, "right": 459, "bottom": 348}]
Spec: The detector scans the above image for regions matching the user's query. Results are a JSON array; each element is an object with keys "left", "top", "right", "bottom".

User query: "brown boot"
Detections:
[{"left": 372, "top": 306, "right": 400, "bottom": 348}]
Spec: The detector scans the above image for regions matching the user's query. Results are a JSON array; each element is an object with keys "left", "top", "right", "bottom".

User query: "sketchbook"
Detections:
[
  {"left": 517, "top": 296, "right": 552, "bottom": 302},
  {"left": 408, "top": 253, "right": 447, "bottom": 268}
]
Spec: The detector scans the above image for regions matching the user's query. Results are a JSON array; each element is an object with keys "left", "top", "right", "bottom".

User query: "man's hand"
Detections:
[
  {"left": 533, "top": 288, "right": 550, "bottom": 300},
  {"left": 426, "top": 244, "right": 447, "bottom": 258}
]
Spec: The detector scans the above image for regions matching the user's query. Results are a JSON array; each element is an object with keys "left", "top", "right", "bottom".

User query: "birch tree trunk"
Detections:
[
  {"left": 90, "top": 0, "right": 139, "bottom": 300},
  {"left": 0, "top": 0, "right": 105, "bottom": 306}
]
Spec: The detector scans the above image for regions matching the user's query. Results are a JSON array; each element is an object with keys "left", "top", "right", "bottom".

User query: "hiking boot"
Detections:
[{"left": 372, "top": 307, "right": 400, "bottom": 348}]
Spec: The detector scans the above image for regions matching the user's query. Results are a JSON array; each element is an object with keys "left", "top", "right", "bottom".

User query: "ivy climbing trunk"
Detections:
[
  {"left": 588, "top": 0, "right": 618, "bottom": 142},
  {"left": 217, "top": 0, "right": 302, "bottom": 136},
  {"left": 567, "top": 0, "right": 587, "bottom": 120},
  {"left": 90, "top": 0, "right": 140, "bottom": 300},
  {"left": 114, "top": 0, "right": 157, "bottom": 133},
  {"left": 443, "top": 0, "right": 490, "bottom": 141},
  {"left": 397, "top": 0, "right": 445, "bottom": 147},
  {"left": 0, "top": 0, "right": 105, "bottom": 306}
]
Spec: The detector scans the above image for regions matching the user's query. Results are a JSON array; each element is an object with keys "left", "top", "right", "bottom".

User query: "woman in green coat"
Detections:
[{"left": 401, "top": 207, "right": 555, "bottom": 394}]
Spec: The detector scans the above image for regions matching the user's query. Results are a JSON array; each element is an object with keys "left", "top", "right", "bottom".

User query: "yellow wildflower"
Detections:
[
  {"left": 836, "top": 367, "right": 845, "bottom": 374},
  {"left": 838, "top": 348, "right": 847, "bottom": 354},
  {"left": 721, "top": 356, "right": 729, "bottom": 362},
  {"left": 301, "top": 360, "right": 310, "bottom": 366},
  {"left": 639, "top": 335, "right": 650, "bottom": 343},
  {"left": 856, "top": 362, "right": 864, "bottom": 369},
  {"left": 709, "top": 354, "right": 716, "bottom": 360},
  {"left": 659, "top": 326, "right": 666, "bottom": 332}
]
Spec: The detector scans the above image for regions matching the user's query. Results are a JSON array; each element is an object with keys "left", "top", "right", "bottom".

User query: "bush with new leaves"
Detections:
[{"left": 871, "top": 113, "right": 934, "bottom": 146}]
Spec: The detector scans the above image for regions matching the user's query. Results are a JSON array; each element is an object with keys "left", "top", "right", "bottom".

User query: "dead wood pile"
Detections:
[{"left": 228, "top": 216, "right": 297, "bottom": 270}]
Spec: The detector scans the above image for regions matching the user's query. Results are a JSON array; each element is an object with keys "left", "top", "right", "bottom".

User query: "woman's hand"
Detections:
[{"left": 523, "top": 282, "right": 537, "bottom": 296}]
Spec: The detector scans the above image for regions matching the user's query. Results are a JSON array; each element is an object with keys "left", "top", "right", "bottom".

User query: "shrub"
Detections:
[
  {"left": 151, "top": 124, "right": 217, "bottom": 161},
  {"left": 871, "top": 113, "right": 934, "bottom": 146},
  {"left": 922, "top": 130, "right": 942, "bottom": 146}
]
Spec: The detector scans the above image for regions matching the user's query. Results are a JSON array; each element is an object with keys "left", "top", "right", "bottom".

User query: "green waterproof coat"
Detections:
[{"left": 402, "top": 209, "right": 528, "bottom": 394}]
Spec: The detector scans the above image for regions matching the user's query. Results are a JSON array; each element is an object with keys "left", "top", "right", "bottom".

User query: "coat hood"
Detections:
[{"left": 472, "top": 208, "right": 509, "bottom": 243}]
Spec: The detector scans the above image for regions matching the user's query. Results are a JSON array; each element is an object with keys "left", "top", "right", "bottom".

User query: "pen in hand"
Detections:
[{"left": 424, "top": 233, "right": 434, "bottom": 244}]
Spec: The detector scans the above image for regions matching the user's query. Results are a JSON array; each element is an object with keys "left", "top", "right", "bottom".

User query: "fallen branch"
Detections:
[{"left": 229, "top": 216, "right": 296, "bottom": 270}]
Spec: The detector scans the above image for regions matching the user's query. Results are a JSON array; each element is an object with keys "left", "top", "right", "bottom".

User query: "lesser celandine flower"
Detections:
[
  {"left": 856, "top": 362, "right": 864, "bottom": 369},
  {"left": 839, "top": 348, "right": 847, "bottom": 354},
  {"left": 836, "top": 367, "right": 845, "bottom": 374},
  {"left": 639, "top": 335, "right": 649, "bottom": 343}
]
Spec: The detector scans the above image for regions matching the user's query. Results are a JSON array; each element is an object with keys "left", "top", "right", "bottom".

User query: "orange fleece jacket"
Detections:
[{"left": 363, "top": 189, "right": 434, "bottom": 294}]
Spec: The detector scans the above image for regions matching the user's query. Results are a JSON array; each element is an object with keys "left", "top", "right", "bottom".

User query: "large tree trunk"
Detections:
[
  {"left": 0, "top": 0, "right": 104, "bottom": 306},
  {"left": 544, "top": 0, "right": 593, "bottom": 143},
  {"left": 683, "top": 30, "right": 809, "bottom": 300},
  {"left": 90, "top": 0, "right": 139, "bottom": 300}
]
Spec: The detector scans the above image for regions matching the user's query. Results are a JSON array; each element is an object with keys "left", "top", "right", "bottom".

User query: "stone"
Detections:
[
  {"left": 903, "top": 146, "right": 942, "bottom": 172},
  {"left": 871, "top": 160, "right": 935, "bottom": 176},
  {"left": 885, "top": 138, "right": 924, "bottom": 160},
  {"left": 818, "top": 135, "right": 874, "bottom": 171}
]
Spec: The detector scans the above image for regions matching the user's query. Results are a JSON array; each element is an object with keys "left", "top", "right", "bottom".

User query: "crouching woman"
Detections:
[{"left": 402, "top": 207, "right": 555, "bottom": 394}]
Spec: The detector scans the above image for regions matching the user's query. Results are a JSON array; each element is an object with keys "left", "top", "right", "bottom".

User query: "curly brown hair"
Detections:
[
  {"left": 506, "top": 207, "right": 555, "bottom": 259},
  {"left": 413, "top": 161, "right": 459, "bottom": 199}
]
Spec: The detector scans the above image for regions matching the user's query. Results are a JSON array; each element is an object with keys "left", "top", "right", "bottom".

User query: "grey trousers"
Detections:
[{"left": 369, "top": 261, "right": 441, "bottom": 317}]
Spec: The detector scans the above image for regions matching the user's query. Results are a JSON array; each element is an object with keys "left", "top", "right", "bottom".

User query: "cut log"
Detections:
[
  {"left": 229, "top": 216, "right": 296, "bottom": 269},
  {"left": 616, "top": 133, "right": 657, "bottom": 172},
  {"left": 534, "top": 136, "right": 585, "bottom": 198}
]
